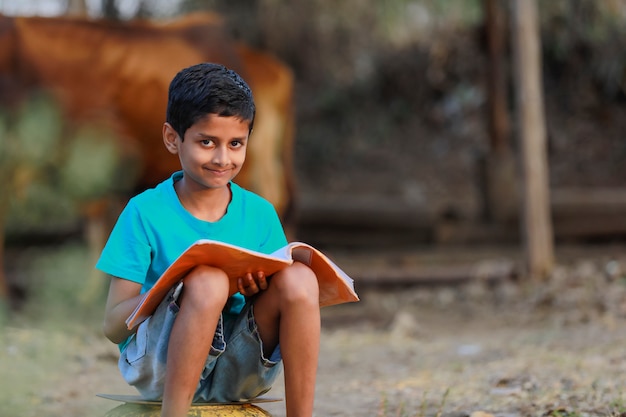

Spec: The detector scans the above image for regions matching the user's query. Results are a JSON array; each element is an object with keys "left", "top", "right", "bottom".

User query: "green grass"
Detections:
[
  {"left": 15, "top": 243, "right": 106, "bottom": 326},
  {"left": 1, "top": 243, "right": 107, "bottom": 416}
]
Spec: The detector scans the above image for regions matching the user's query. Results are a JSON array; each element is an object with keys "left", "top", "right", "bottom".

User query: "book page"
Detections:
[
  {"left": 288, "top": 243, "right": 358, "bottom": 307},
  {"left": 127, "top": 240, "right": 359, "bottom": 329}
]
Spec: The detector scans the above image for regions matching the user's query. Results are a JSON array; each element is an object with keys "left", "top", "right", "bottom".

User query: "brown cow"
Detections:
[{"left": 0, "top": 12, "right": 296, "bottom": 301}]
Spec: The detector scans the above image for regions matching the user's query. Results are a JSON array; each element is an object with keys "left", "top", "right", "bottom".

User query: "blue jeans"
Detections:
[{"left": 118, "top": 282, "right": 283, "bottom": 402}]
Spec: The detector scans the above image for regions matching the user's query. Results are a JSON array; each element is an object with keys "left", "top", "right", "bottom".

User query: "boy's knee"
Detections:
[
  {"left": 273, "top": 262, "right": 319, "bottom": 303},
  {"left": 182, "top": 265, "right": 230, "bottom": 307}
]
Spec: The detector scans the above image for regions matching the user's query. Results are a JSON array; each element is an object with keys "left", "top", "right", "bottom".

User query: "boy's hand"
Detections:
[{"left": 237, "top": 271, "right": 268, "bottom": 296}]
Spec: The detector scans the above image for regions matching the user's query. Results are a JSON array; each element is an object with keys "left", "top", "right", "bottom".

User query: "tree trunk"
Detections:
[{"left": 511, "top": 0, "right": 554, "bottom": 279}]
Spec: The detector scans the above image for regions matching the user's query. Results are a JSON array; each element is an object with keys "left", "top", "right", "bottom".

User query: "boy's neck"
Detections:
[{"left": 174, "top": 179, "right": 232, "bottom": 222}]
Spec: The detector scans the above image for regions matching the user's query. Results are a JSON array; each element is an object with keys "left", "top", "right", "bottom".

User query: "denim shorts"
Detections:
[{"left": 118, "top": 282, "right": 283, "bottom": 402}]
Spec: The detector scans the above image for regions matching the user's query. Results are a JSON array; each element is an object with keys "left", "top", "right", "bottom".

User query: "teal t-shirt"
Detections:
[{"left": 96, "top": 171, "right": 287, "bottom": 325}]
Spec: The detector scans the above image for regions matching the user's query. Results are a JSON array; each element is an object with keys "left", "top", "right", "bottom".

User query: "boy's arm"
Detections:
[{"left": 103, "top": 276, "right": 144, "bottom": 344}]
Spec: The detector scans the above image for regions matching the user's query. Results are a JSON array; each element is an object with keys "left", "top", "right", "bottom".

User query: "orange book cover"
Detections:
[{"left": 126, "top": 240, "right": 359, "bottom": 329}]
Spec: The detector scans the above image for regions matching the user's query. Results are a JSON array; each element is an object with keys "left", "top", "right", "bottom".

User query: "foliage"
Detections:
[
  {"left": 540, "top": 0, "right": 626, "bottom": 99},
  {"left": 0, "top": 94, "right": 63, "bottom": 202},
  {"left": 59, "top": 126, "right": 125, "bottom": 200},
  {"left": 0, "top": 93, "right": 129, "bottom": 236},
  {"left": 17, "top": 243, "right": 106, "bottom": 325}
]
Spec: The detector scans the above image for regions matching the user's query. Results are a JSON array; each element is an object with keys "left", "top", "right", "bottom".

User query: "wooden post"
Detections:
[
  {"left": 511, "top": 0, "right": 554, "bottom": 279},
  {"left": 485, "top": 0, "right": 510, "bottom": 154},
  {"left": 482, "top": 0, "right": 518, "bottom": 223}
]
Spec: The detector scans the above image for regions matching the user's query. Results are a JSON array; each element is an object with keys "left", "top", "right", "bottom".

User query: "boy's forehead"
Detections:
[
  {"left": 194, "top": 113, "right": 252, "bottom": 125},
  {"left": 188, "top": 113, "right": 252, "bottom": 134}
]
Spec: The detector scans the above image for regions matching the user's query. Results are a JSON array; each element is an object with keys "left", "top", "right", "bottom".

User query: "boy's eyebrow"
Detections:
[{"left": 196, "top": 132, "right": 248, "bottom": 141}]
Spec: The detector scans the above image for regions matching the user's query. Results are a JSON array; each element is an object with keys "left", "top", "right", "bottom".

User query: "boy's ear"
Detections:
[{"left": 163, "top": 123, "right": 180, "bottom": 154}]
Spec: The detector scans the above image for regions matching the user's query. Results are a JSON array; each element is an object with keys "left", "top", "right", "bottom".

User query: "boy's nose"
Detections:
[{"left": 212, "top": 148, "right": 229, "bottom": 166}]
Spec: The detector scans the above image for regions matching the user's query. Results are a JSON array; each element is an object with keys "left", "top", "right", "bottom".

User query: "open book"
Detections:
[{"left": 126, "top": 240, "right": 360, "bottom": 329}]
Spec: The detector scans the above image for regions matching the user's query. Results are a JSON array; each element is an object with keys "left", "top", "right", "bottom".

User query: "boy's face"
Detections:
[{"left": 163, "top": 113, "right": 249, "bottom": 190}]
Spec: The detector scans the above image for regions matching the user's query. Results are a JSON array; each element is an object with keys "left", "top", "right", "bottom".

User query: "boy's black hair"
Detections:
[{"left": 166, "top": 63, "right": 255, "bottom": 139}]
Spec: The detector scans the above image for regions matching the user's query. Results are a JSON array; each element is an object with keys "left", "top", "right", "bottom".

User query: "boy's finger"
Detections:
[
  {"left": 256, "top": 271, "right": 267, "bottom": 290},
  {"left": 245, "top": 272, "right": 259, "bottom": 293},
  {"left": 237, "top": 277, "right": 246, "bottom": 294},
  {"left": 238, "top": 273, "right": 262, "bottom": 295}
]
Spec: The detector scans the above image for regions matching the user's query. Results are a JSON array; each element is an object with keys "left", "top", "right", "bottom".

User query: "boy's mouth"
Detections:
[{"left": 207, "top": 168, "right": 231, "bottom": 177}]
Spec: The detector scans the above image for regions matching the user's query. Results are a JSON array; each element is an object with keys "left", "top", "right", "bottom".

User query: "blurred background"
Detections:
[
  {"left": 2, "top": 0, "right": 626, "bottom": 291},
  {"left": 1, "top": 1, "right": 626, "bottom": 415}
]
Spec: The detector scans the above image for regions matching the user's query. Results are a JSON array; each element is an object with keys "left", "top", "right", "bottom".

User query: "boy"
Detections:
[{"left": 97, "top": 63, "right": 320, "bottom": 417}]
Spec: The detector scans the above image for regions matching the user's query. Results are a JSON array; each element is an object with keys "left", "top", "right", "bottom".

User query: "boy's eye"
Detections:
[
  {"left": 230, "top": 140, "right": 243, "bottom": 148},
  {"left": 201, "top": 139, "right": 214, "bottom": 146}
]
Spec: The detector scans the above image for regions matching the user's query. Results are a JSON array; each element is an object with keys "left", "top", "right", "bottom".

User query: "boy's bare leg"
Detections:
[
  {"left": 253, "top": 262, "right": 321, "bottom": 417},
  {"left": 160, "top": 266, "right": 230, "bottom": 417}
]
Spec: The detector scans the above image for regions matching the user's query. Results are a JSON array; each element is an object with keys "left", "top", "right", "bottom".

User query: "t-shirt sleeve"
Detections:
[{"left": 95, "top": 200, "right": 152, "bottom": 284}]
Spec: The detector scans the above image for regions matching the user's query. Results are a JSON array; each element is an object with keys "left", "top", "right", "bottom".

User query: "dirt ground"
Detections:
[{"left": 4, "top": 245, "right": 626, "bottom": 417}]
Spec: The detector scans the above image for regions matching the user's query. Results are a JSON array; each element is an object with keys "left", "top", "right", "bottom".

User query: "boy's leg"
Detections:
[
  {"left": 252, "top": 262, "right": 320, "bottom": 417},
  {"left": 160, "top": 265, "right": 230, "bottom": 417}
]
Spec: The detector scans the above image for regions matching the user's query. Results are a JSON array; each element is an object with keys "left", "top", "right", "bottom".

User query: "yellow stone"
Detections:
[{"left": 104, "top": 402, "right": 273, "bottom": 417}]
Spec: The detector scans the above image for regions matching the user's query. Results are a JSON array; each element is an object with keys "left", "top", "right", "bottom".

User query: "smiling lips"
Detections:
[{"left": 207, "top": 167, "right": 231, "bottom": 177}]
